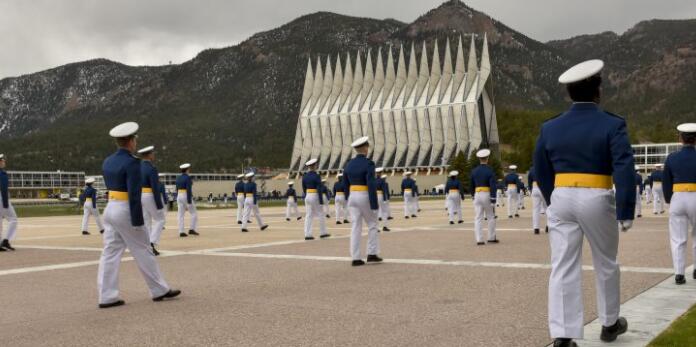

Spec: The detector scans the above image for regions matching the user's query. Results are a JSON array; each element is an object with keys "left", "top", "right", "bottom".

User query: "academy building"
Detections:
[{"left": 288, "top": 34, "right": 499, "bottom": 174}]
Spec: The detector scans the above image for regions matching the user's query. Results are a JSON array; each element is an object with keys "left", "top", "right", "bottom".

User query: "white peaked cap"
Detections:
[
  {"left": 509, "top": 165, "right": 517, "bottom": 170},
  {"left": 404, "top": 171, "right": 413, "bottom": 176},
  {"left": 109, "top": 122, "right": 139, "bottom": 138},
  {"left": 287, "top": 181, "right": 294, "bottom": 185},
  {"left": 237, "top": 174, "right": 245, "bottom": 179},
  {"left": 321, "top": 178, "right": 327, "bottom": 182},
  {"left": 351, "top": 136, "right": 369, "bottom": 148},
  {"left": 159, "top": 173, "right": 165, "bottom": 177},
  {"left": 305, "top": 158, "right": 318, "bottom": 166},
  {"left": 0, "top": 154, "right": 4, "bottom": 160},
  {"left": 449, "top": 170, "right": 459, "bottom": 176},
  {"left": 179, "top": 163, "right": 191, "bottom": 169},
  {"left": 381, "top": 174, "right": 387, "bottom": 179},
  {"left": 635, "top": 165, "right": 640, "bottom": 171},
  {"left": 677, "top": 123, "right": 696, "bottom": 133},
  {"left": 85, "top": 177, "right": 95, "bottom": 184},
  {"left": 137, "top": 145, "right": 154, "bottom": 154},
  {"left": 655, "top": 163, "right": 664, "bottom": 168},
  {"left": 375, "top": 167, "right": 384, "bottom": 173},
  {"left": 245, "top": 172, "right": 255, "bottom": 178},
  {"left": 337, "top": 173, "right": 343, "bottom": 177},
  {"left": 476, "top": 149, "right": 491, "bottom": 158},
  {"left": 558, "top": 59, "right": 604, "bottom": 84}
]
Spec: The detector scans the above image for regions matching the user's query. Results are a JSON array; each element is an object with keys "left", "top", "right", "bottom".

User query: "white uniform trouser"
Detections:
[
  {"left": 635, "top": 187, "right": 642, "bottom": 217},
  {"left": 403, "top": 192, "right": 416, "bottom": 216},
  {"left": 97, "top": 200, "right": 169, "bottom": 304},
  {"left": 518, "top": 191, "right": 525, "bottom": 209},
  {"left": 645, "top": 187, "right": 652, "bottom": 203},
  {"left": 547, "top": 188, "right": 620, "bottom": 339},
  {"left": 532, "top": 187, "right": 544, "bottom": 229},
  {"left": 496, "top": 190, "right": 504, "bottom": 207},
  {"left": 81, "top": 200, "right": 104, "bottom": 232},
  {"left": 304, "top": 193, "right": 327, "bottom": 237},
  {"left": 447, "top": 192, "right": 462, "bottom": 222},
  {"left": 322, "top": 194, "right": 330, "bottom": 216},
  {"left": 236, "top": 194, "right": 245, "bottom": 222},
  {"left": 0, "top": 202, "right": 18, "bottom": 241},
  {"left": 474, "top": 192, "right": 496, "bottom": 242},
  {"left": 242, "top": 197, "right": 264, "bottom": 229},
  {"left": 377, "top": 193, "right": 390, "bottom": 227},
  {"left": 653, "top": 184, "right": 665, "bottom": 213},
  {"left": 348, "top": 191, "right": 380, "bottom": 259},
  {"left": 176, "top": 192, "right": 198, "bottom": 233},
  {"left": 142, "top": 193, "right": 165, "bottom": 245},
  {"left": 669, "top": 192, "right": 696, "bottom": 275},
  {"left": 507, "top": 187, "right": 519, "bottom": 216},
  {"left": 286, "top": 198, "right": 299, "bottom": 219},
  {"left": 335, "top": 193, "right": 347, "bottom": 221}
]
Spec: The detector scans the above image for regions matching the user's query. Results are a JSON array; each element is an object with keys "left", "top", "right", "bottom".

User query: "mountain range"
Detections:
[{"left": 1, "top": 0, "right": 694, "bottom": 172}]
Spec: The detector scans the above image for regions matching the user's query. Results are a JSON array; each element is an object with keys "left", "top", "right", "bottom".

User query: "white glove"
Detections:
[{"left": 619, "top": 220, "right": 633, "bottom": 232}]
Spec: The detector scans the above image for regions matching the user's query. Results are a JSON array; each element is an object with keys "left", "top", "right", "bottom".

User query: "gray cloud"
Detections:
[{"left": 1, "top": 0, "right": 695, "bottom": 78}]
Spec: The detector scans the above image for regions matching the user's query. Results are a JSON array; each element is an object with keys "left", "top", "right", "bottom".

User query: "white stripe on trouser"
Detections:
[
  {"left": 81, "top": 201, "right": 104, "bottom": 232},
  {"left": 447, "top": 193, "right": 462, "bottom": 222},
  {"left": 242, "top": 197, "right": 264, "bottom": 229},
  {"left": 652, "top": 184, "right": 665, "bottom": 213},
  {"left": 0, "top": 202, "right": 18, "bottom": 241},
  {"left": 507, "top": 188, "right": 519, "bottom": 216},
  {"left": 304, "top": 193, "right": 327, "bottom": 237},
  {"left": 348, "top": 191, "right": 380, "bottom": 260},
  {"left": 532, "top": 187, "right": 544, "bottom": 229},
  {"left": 474, "top": 192, "right": 496, "bottom": 243},
  {"left": 97, "top": 201, "right": 169, "bottom": 304},
  {"left": 286, "top": 198, "right": 299, "bottom": 219},
  {"left": 236, "top": 194, "right": 245, "bottom": 222},
  {"left": 335, "top": 194, "right": 347, "bottom": 221},
  {"left": 176, "top": 193, "right": 198, "bottom": 233},
  {"left": 635, "top": 187, "right": 642, "bottom": 217},
  {"left": 403, "top": 192, "right": 416, "bottom": 216},
  {"left": 668, "top": 192, "right": 696, "bottom": 276},
  {"left": 378, "top": 194, "right": 390, "bottom": 227},
  {"left": 547, "top": 188, "right": 620, "bottom": 339},
  {"left": 142, "top": 193, "right": 165, "bottom": 245},
  {"left": 322, "top": 194, "right": 330, "bottom": 216}
]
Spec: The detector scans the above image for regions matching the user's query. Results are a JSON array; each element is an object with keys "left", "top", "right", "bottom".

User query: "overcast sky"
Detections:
[{"left": 1, "top": 0, "right": 696, "bottom": 79}]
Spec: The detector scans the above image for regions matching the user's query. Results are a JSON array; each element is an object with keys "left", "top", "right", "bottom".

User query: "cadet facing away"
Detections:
[
  {"left": 80, "top": 177, "right": 104, "bottom": 236},
  {"left": 176, "top": 163, "right": 199, "bottom": 237},
  {"left": 0, "top": 154, "right": 18, "bottom": 251}
]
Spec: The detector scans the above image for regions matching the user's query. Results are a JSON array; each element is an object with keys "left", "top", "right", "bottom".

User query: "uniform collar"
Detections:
[
  {"left": 682, "top": 145, "right": 695, "bottom": 150},
  {"left": 569, "top": 102, "right": 600, "bottom": 111},
  {"left": 356, "top": 154, "right": 366, "bottom": 158},
  {"left": 117, "top": 148, "right": 132, "bottom": 155}
]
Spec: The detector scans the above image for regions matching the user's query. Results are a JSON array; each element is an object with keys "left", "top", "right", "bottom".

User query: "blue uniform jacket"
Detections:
[
  {"left": 141, "top": 160, "right": 163, "bottom": 209},
  {"left": 159, "top": 183, "right": 168, "bottom": 204},
  {"left": 81, "top": 185, "right": 98, "bottom": 209},
  {"left": 320, "top": 184, "right": 331, "bottom": 200},
  {"left": 333, "top": 180, "right": 346, "bottom": 197},
  {"left": 401, "top": 178, "right": 416, "bottom": 195},
  {"left": 648, "top": 170, "right": 663, "bottom": 188},
  {"left": 234, "top": 180, "right": 245, "bottom": 197},
  {"left": 343, "top": 154, "right": 378, "bottom": 210},
  {"left": 504, "top": 173, "right": 521, "bottom": 187},
  {"left": 533, "top": 103, "right": 635, "bottom": 220},
  {"left": 302, "top": 171, "right": 323, "bottom": 204},
  {"left": 528, "top": 167, "right": 536, "bottom": 188},
  {"left": 102, "top": 148, "right": 144, "bottom": 226},
  {"left": 470, "top": 164, "right": 497, "bottom": 201},
  {"left": 383, "top": 181, "right": 391, "bottom": 201},
  {"left": 175, "top": 173, "right": 193, "bottom": 204},
  {"left": 635, "top": 173, "right": 644, "bottom": 194},
  {"left": 445, "top": 178, "right": 464, "bottom": 199},
  {"left": 0, "top": 169, "right": 8, "bottom": 208},
  {"left": 244, "top": 181, "right": 258, "bottom": 204},
  {"left": 286, "top": 187, "right": 297, "bottom": 201},
  {"left": 663, "top": 146, "right": 696, "bottom": 203}
]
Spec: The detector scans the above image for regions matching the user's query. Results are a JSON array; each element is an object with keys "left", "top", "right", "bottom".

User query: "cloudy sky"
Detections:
[{"left": 1, "top": 0, "right": 695, "bottom": 79}]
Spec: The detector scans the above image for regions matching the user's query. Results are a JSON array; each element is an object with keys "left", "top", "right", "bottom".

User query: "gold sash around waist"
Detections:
[
  {"left": 350, "top": 185, "right": 368, "bottom": 192},
  {"left": 674, "top": 183, "right": 696, "bottom": 192},
  {"left": 555, "top": 173, "right": 612, "bottom": 189},
  {"left": 108, "top": 191, "right": 128, "bottom": 201},
  {"left": 475, "top": 187, "right": 490, "bottom": 193}
]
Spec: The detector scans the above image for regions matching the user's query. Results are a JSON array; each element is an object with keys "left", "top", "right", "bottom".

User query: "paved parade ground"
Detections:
[{"left": 1, "top": 198, "right": 693, "bottom": 346}]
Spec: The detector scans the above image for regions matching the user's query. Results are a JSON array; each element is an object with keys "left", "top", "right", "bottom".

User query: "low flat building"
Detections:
[{"left": 6, "top": 171, "right": 85, "bottom": 199}]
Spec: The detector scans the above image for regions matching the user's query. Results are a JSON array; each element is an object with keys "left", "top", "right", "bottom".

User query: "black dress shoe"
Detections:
[
  {"left": 237, "top": 221, "right": 242, "bottom": 224},
  {"left": 660, "top": 211, "right": 665, "bottom": 214},
  {"left": 494, "top": 215, "right": 498, "bottom": 219},
  {"left": 405, "top": 216, "right": 410, "bottom": 219},
  {"left": 247, "top": 220, "right": 252, "bottom": 223},
  {"left": 153, "top": 289, "right": 181, "bottom": 302},
  {"left": 297, "top": 217, "right": 302, "bottom": 220},
  {"left": 100, "top": 229, "right": 105, "bottom": 234},
  {"left": 515, "top": 214, "right": 520, "bottom": 217},
  {"left": 553, "top": 338, "right": 577, "bottom": 347},
  {"left": 352, "top": 260, "right": 365, "bottom": 266},
  {"left": 82, "top": 231, "right": 90, "bottom": 235},
  {"left": 534, "top": 229, "right": 540, "bottom": 235},
  {"left": 325, "top": 214, "right": 330, "bottom": 218},
  {"left": 458, "top": 220, "right": 463, "bottom": 224},
  {"left": 1, "top": 239, "right": 14, "bottom": 251},
  {"left": 305, "top": 236, "right": 315, "bottom": 240},
  {"left": 485, "top": 217, "right": 488, "bottom": 220},
  {"left": 0, "top": 247, "right": 6, "bottom": 252},
  {"left": 286, "top": 218, "right": 290, "bottom": 221},
  {"left": 150, "top": 243, "right": 160, "bottom": 256},
  {"left": 378, "top": 217, "right": 382, "bottom": 221},
  {"left": 387, "top": 217, "right": 393, "bottom": 220},
  {"left": 99, "top": 299, "right": 125, "bottom": 309},
  {"left": 411, "top": 215, "right": 417, "bottom": 218},
  {"left": 676, "top": 274, "right": 686, "bottom": 285},
  {"left": 260, "top": 225, "right": 269, "bottom": 231},
  {"left": 488, "top": 239, "right": 499, "bottom": 243},
  {"left": 383, "top": 227, "right": 390, "bottom": 232},
  {"left": 241, "top": 229, "right": 249, "bottom": 233},
  {"left": 449, "top": 221, "right": 454, "bottom": 225},
  {"left": 637, "top": 214, "right": 642, "bottom": 218},
  {"left": 418, "top": 209, "right": 422, "bottom": 212},
  {"left": 508, "top": 215, "right": 513, "bottom": 218},
  {"left": 179, "top": 232, "right": 188, "bottom": 237},
  {"left": 476, "top": 242, "right": 485, "bottom": 246},
  {"left": 546, "top": 226, "right": 549, "bottom": 233},
  {"left": 693, "top": 269, "right": 696, "bottom": 280},
  {"left": 600, "top": 317, "right": 628, "bottom": 342},
  {"left": 336, "top": 221, "right": 342, "bottom": 225},
  {"left": 320, "top": 234, "right": 331, "bottom": 239},
  {"left": 188, "top": 230, "right": 199, "bottom": 236},
  {"left": 343, "top": 219, "right": 349, "bottom": 223},
  {"left": 366, "top": 254, "right": 383, "bottom": 263}
]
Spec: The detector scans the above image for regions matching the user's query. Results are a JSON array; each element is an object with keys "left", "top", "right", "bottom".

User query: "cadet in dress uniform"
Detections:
[
  {"left": 414, "top": 178, "right": 421, "bottom": 212},
  {"left": 644, "top": 177, "right": 652, "bottom": 203},
  {"left": 0, "top": 154, "right": 18, "bottom": 251},
  {"left": 495, "top": 180, "right": 504, "bottom": 207},
  {"left": 302, "top": 159, "right": 329, "bottom": 240},
  {"left": 517, "top": 178, "right": 526, "bottom": 210},
  {"left": 333, "top": 173, "right": 349, "bottom": 224},
  {"left": 241, "top": 172, "right": 268, "bottom": 232},
  {"left": 80, "top": 178, "right": 104, "bottom": 236},
  {"left": 402, "top": 172, "right": 417, "bottom": 218},
  {"left": 470, "top": 149, "right": 497, "bottom": 245},
  {"left": 375, "top": 168, "right": 391, "bottom": 232},
  {"left": 158, "top": 174, "right": 169, "bottom": 229},
  {"left": 534, "top": 60, "right": 633, "bottom": 346},
  {"left": 504, "top": 165, "right": 522, "bottom": 218},
  {"left": 634, "top": 166, "right": 644, "bottom": 218},
  {"left": 97, "top": 122, "right": 180, "bottom": 308},
  {"left": 445, "top": 171, "right": 464, "bottom": 225},
  {"left": 176, "top": 163, "right": 199, "bottom": 237},
  {"left": 138, "top": 146, "right": 166, "bottom": 256},
  {"left": 285, "top": 181, "right": 301, "bottom": 221},
  {"left": 234, "top": 174, "right": 245, "bottom": 224},
  {"left": 320, "top": 178, "right": 331, "bottom": 218},
  {"left": 529, "top": 166, "right": 548, "bottom": 234},
  {"left": 344, "top": 136, "right": 382, "bottom": 266},
  {"left": 663, "top": 123, "right": 696, "bottom": 285},
  {"left": 649, "top": 164, "right": 666, "bottom": 214}
]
